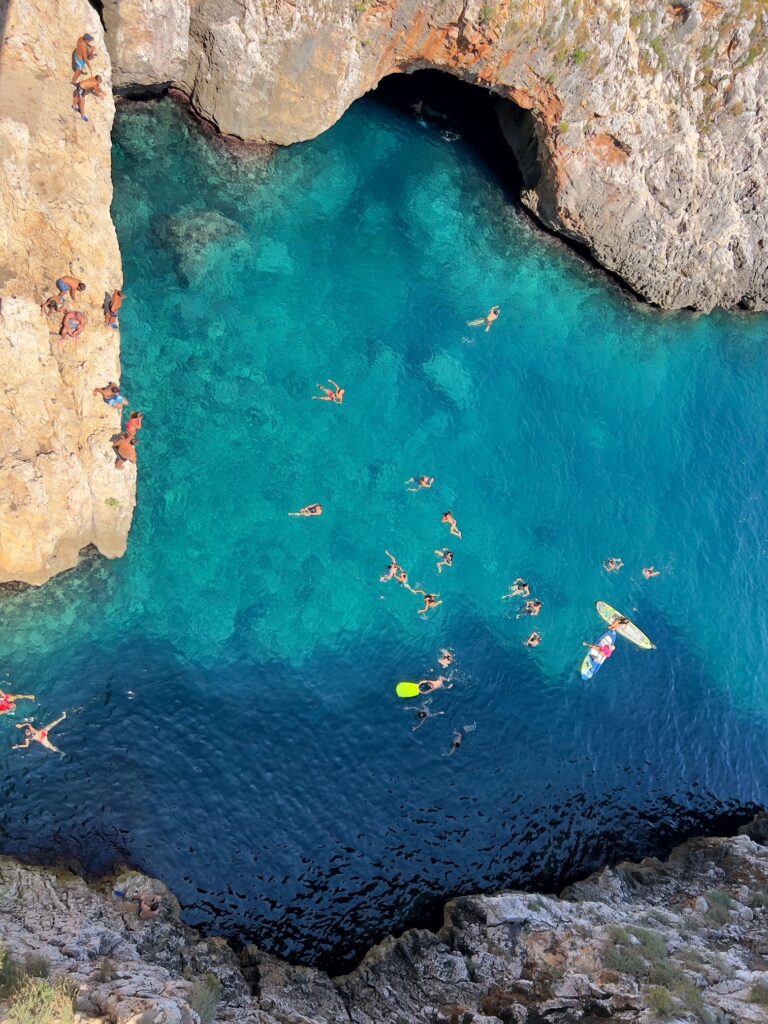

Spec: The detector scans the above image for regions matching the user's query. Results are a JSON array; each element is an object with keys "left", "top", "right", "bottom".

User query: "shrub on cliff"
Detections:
[
  {"left": 189, "top": 973, "right": 223, "bottom": 1024},
  {"left": 7, "top": 977, "right": 76, "bottom": 1024}
]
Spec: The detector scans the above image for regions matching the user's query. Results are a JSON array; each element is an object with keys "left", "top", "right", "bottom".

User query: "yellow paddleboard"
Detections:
[{"left": 596, "top": 601, "right": 655, "bottom": 650}]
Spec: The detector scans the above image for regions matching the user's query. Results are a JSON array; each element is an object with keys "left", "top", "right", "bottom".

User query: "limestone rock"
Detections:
[
  {"left": 0, "top": 0, "right": 135, "bottom": 585},
  {"left": 103, "top": 0, "right": 768, "bottom": 311},
  {"left": 1, "top": 825, "right": 768, "bottom": 1022}
]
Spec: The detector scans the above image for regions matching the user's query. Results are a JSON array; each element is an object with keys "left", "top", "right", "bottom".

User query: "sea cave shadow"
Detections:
[{"left": 0, "top": 605, "right": 763, "bottom": 973}]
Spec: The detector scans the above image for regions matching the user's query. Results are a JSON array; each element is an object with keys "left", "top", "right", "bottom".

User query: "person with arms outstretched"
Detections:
[{"left": 13, "top": 713, "right": 67, "bottom": 754}]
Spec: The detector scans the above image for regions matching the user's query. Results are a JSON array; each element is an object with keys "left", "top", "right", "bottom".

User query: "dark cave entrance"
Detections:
[{"left": 369, "top": 69, "right": 540, "bottom": 206}]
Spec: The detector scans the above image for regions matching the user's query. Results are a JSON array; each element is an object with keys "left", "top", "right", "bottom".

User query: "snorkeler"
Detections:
[
  {"left": 448, "top": 722, "right": 476, "bottom": 755},
  {"left": 12, "top": 712, "right": 67, "bottom": 754},
  {"left": 312, "top": 379, "right": 345, "bottom": 404},
  {"left": 406, "top": 698, "right": 444, "bottom": 731},
  {"left": 502, "top": 578, "right": 530, "bottom": 599},
  {"left": 603, "top": 557, "right": 624, "bottom": 573},
  {"left": 435, "top": 549, "right": 454, "bottom": 573},
  {"left": 416, "top": 592, "right": 443, "bottom": 616},
  {"left": 467, "top": 305, "right": 500, "bottom": 332},
  {"left": 518, "top": 598, "right": 542, "bottom": 618},
  {"left": 0, "top": 691, "right": 35, "bottom": 715},
  {"left": 405, "top": 476, "right": 434, "bottom": 491},
  {"left": 524, "top": 632, "right": 542, "bottom": 648},
  {"left": 441, "top": 512, "right": 462, "bottom": 539},
  {"left": 642, "top": 566, "right": 661, "bottom": 579},
  {"left": 289, "top": 504, "right": 324, "bottom": 517},
  {"left": 418, "top": 675, "right": 453, "bottom": 694},
  {"left": 438, "top": 648, "right": 454, "bottom": 669}
]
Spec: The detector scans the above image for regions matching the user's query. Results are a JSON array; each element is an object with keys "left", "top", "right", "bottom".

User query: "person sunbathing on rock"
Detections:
[
  {"left": 60, "top": 310, "right": 86, "bottom": 342},
  {"left": 13, "top": 713, "right": 67, "bottom": 754}
]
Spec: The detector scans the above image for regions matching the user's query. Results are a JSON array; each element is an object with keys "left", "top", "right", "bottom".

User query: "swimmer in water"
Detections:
[
  {"left": 289, "top": 504, "right": 324, "bottom": 517},
  {"left": 467, "top": 305, "right": 500, "bottom": 332},
  {"left": 435, "top": 548, "right": 454, "bottom": 573},
  {"left": 502, "top": 578, "right": 530, "bottom": 599},
  {"left": 405, "top": 476, "right": 434, "bottom": 491},
  {"left": 312, "top": 379, "right": 345, "bottom": 404},
  {"left": 603, "top": 557, "right": 624, "bottom": 573},
  {"left": 396, "top": 568, "right": 416, "bottom": 593},
  {"left": 416, "top": 592, "right": 443, "bottom": 616},
  {"left": 12, "top": 712, "right": 67, "bottom": 754},
  {"left": 0, "top": 691, "right": 36, "bottom": 715},
  {"left": 380, "top": 550, "right": 400, "bottom": 582},
  {"left": 448, "top": 722, "right": 476, "bottom": 755},
  {"left": 642, "top": 566, "right": 661, "bottom": 579},
  {"left": 518, "top": 598, "right": 542, "bottom": 618},
  {"left": 406, "top": 699, "right": 445, "bottom": 731},
  {"left": 442, "top": 512, "right": 462, "bottom": 539},
  {"left": 438, "top": 648, "right": 454, "bottom": 669},
  {"left": 418, "top": 674, "right": 453, "bottom": 694},
  {"left": 524, "top": 632, "right": 542, "bottom": 648}
]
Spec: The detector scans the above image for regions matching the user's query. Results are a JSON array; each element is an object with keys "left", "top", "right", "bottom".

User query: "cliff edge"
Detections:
[
  {"left": 103, "top": 0, "right": 768, "bottom": 312},
  {"left": 1, "top": 818, "right": 767, "bottom": 1023},
  {"left": 0, "top": 0, "right": 135, "bottom": 586}
]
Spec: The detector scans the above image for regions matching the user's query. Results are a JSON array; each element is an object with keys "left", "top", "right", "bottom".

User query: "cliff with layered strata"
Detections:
[
  {"left": 0, "top": 0, "right": 135, "bottom": 586},
  {"left": 103, "top": 0, "right": 768, "bottom": 312},
  {"left": 1, "top": 818, "right": 767, "bottom": 1023}
]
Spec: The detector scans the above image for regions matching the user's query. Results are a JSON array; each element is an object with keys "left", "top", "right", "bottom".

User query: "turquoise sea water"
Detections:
[{"left": 1, "top": 92, "right": 767, "bottom": 966}]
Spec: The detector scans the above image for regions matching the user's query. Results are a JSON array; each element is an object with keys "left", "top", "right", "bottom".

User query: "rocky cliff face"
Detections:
[
  {"left": 0, "top": 0, "right": 135, "bottom": 586},
  {"left": 1, "top": 819, "right": 768, "bottom": 1023},
  {"left": 102, "top": 0, "right": 768, "bottom": 312}
]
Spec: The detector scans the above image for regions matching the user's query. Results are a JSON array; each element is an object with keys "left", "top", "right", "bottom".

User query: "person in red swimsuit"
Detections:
[
  {"left": 13, "top": 712, "right": 67, "bottom": 754},
  {"left": 125, "top": 411, "right": 143, "bottom": 438},
  {"left": 0, "top": 691, "right": 36, "bottom": 715}
]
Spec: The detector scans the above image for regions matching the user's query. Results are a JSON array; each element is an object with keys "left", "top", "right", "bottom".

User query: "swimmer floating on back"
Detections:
[
  {"left": 312, "top": 379, "right": 345, "bottom": 404},
  {"left": 503, "top": 578, "right": 530, "bottom": 599},
  {"left": 405, "top": 698, "right": 444, "bottom": 731},
  {"left": 467, "top": 305, "right": 500, "bottom": 332},
  {"left": 0, "top": 691, "right": 36, "bottom": 716},
  {"left": 289, "top": 504, "right": 324, "bottom": 517},
  {"left": 405, "top": 476, "right": 434, "bottom": 491},
  {"left": 13, "top": 712, "right": 67, "bottom": 755}
]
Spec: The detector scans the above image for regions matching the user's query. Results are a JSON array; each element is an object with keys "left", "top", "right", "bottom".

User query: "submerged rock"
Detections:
[
  {"left": 157, "top": 209, "right": 250, "bottom": 284},
  {"left": 1, "top": 818, "right": 768, "bottom": 1022}
]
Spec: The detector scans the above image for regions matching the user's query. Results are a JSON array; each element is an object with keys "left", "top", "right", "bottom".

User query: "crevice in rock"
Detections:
[{"left": 86, "top": 0, "right": 106, "bottom": 31}]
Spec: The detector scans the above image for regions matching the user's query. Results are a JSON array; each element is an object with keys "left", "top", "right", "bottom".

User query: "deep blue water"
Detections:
[{"left": 1, "top": 93, "right": 767, "bottom": 968}]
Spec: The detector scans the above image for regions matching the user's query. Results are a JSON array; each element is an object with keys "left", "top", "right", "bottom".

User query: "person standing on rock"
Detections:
[
  {"left": 13, "top": 712, "right": 67, "bottom": 754},
  {"left": 113, "top": 434, "right": 138, "bottom": 470},
  {"left": 60, "top": 310, "right": 86, "bottom": 342},
  {"left": 71, "top": 33, "right": 96, "bottom": 84},
  {"left": 55, "top": 275, "right": 86, "bottom": 305},
  {"left": 104, "top": 289, "right": 125, "bottom": 329}
]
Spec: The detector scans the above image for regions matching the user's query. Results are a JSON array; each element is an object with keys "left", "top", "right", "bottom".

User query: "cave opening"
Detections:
[{"left": 369, "top": 69, "right": 540, "bottom": 206}]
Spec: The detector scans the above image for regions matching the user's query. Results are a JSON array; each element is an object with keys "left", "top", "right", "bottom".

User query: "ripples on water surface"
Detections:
[{"left": 1, "top": 92, "right": 767, "bottom": 967}]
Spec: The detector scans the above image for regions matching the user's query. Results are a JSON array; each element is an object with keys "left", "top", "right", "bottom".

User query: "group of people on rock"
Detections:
[{"left": 71, "top": 32, "right": 107, "bottom": 121}]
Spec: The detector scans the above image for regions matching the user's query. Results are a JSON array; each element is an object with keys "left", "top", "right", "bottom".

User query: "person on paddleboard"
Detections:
[
  {"left": 583, "top": 638, "right": 615, "bottom": 660},
  {"left": 610, "top": 615, "right": 630, "bottom": 629}
]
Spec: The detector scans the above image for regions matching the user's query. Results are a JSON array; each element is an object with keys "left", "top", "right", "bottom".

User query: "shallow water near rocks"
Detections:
[{"left": 1, "top": 94, "right": 767, "bottom": 967}]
